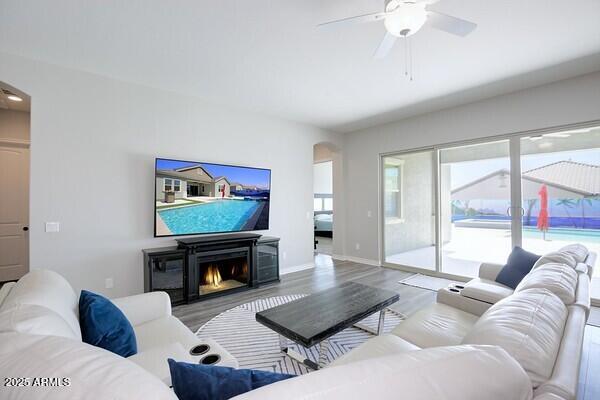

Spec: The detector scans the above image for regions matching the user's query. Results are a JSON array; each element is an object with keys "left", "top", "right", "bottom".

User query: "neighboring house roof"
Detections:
[
  {"left": 451, "top": 161, "right": 600, "bottom": 200},
  {"left": 213, "top": 176, "right": 231, "bottom": 185},
  {"left": 522, "top": 161, "right": 600, "bottom": 197}
]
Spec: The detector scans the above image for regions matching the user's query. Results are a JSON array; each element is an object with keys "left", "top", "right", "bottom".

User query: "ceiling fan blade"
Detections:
[
  {"left": 317, "top": 11, "right": 388, "bottom": 29},
  {"left": 373, "top": 32, "right": 397, "bottom": 59},
  {"left": 427, "top": 10, "right": 477, "bottom": 37}
]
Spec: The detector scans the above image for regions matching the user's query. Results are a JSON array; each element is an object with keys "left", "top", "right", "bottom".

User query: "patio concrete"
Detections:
[{"left": 386, "top": 225, "right": 600, "bottom": 298}]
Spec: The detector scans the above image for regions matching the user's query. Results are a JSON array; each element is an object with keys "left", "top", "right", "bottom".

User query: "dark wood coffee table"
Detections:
[{"left": 255, "top": 281, "right": 399, "bottom": 370}]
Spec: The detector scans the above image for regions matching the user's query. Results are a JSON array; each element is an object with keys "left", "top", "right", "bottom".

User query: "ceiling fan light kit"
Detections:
[
  {"left": 318, "top": 0, "right": 477, "bottom": 80},
  {"left": 383, "top": 1, "right": 428, "bottom": 37}
]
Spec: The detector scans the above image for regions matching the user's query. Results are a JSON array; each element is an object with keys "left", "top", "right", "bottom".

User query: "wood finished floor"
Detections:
[
  {"left": 173, "top": 254, "right": 600, "bottom": 399},
  {"left": 173, "top": 255, "right": 435, "bottom": 332}
]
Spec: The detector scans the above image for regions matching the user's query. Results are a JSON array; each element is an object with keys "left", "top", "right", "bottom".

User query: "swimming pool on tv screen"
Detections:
[{"left": 158, "top": 199, "right": 264, "bottom": 234}]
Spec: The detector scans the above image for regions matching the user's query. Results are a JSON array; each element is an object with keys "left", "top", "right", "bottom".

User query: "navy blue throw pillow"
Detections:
[
  {"left": 495, "top": 246, "right": 540, "bottom": 289},
  {"left": 79, "top": 290, "right": 137, "bottom": 357},
  {"left": 168, "top": 359, "right": 295, "bottom": 400}
]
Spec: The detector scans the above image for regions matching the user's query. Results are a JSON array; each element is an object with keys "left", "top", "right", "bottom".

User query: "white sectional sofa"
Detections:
[
  {"left": 234, "top": 245, "right": 593, "bottom": 400},
  {"left": 0, "top": 244, "right": 593, "bottom": 400}
]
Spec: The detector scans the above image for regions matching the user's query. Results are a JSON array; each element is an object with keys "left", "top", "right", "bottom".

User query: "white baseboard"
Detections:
[
  {"left": 341, "top": 255, "right": 381, "bottom": 267},
  {"left": 331, "top": 254, "right": 345, "bottom": 261},
  {"left": 280, "top": 262, "right": 315, "bottom": 275}
]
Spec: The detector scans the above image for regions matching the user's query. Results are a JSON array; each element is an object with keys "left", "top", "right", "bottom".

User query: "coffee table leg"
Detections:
[
  {"left": 278, "top": 335, "right": 288, "bottom": 352},
  {"left": 377, "top": 308, "right": 386, "bottom": 335},
  {"left": 318, "top": 339, "right": 329, "bottom": 369},
  {"left": 279, "top": 335, "right": 320, "bottom": 370},
  {"left": 354, "top": 309, "right": 387, "bottom": 336}
]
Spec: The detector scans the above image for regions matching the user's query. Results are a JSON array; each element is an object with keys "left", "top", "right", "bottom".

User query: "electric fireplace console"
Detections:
[{"left": 143, "top": 233, "right": 280, "bottom": 305}]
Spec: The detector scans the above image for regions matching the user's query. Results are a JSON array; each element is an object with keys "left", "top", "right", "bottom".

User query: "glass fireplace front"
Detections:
[{"left": 197, "top": 253, "right": 249, "bottom": 296}]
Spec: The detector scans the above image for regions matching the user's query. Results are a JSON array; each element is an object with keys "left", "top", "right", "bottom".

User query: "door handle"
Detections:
[{"left": 22, "top": 226, "right": 29, "bottom": 231}]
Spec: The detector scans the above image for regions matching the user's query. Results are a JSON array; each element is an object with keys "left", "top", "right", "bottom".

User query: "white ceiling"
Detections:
[{"left": 0, "top": 0, "right": 599, "bottom": 132}]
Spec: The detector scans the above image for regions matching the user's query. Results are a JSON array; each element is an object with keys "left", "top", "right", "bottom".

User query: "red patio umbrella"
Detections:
[{"left": 537, "top": 184, "right": 549, "bottom": 240}]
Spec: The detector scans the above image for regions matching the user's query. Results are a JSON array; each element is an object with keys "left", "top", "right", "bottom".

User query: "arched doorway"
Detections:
[
  {"left": 0, "top": 81, "right": 31, "bottom": 282},
  {"left": 313, "top": 142, "right": 343, "bottom": 265}
]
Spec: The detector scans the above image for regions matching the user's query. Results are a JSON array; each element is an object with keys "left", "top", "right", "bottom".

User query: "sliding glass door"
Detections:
[
  {"left": 439, "top": 140, "right": 512, "bottom": 277},
  {"left": 381, "top": 124, "right": 600, "bottom": 292},
  {"left": 382, "top": 150, "right": 436, "bottom": 271},
  {"left": 519, "top": 127, "right": 600, "bottom": 301}
]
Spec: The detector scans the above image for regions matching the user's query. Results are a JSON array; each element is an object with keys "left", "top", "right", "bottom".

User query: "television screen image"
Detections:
[{"left": 155, "top": 158, "right": 271, "bottom": 237}]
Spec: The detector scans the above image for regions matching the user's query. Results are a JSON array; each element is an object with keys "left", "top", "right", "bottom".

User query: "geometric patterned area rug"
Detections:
[{"left": 196, "top": 295, "right": 404, "bottom": 375}]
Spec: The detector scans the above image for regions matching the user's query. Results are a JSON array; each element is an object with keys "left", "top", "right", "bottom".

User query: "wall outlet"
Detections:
[
  {"left": 306, "top": 211, "right": 311, "bottom": 219},
  {"left": 282, "top": 251, "right": 287, "bottom": 260},
  {"left": 45, "top": 222, "right": 60, "bottom": 233},
  {"left": 355, "top": 243, "right": 360, "bottom": 250},
  {"left": 105, "top": 278, "right": 114, "bottom": 289},
  {"left": 367, "top": 210, "right": 372, "bottom": 218}
]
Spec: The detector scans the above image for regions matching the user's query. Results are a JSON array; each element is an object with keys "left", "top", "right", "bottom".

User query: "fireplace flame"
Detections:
[{"left": 204, "top": 265, "right": 222, "bottom": 288}]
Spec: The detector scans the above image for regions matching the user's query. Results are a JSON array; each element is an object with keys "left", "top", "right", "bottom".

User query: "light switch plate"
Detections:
[{"left": 45, "top": 222, "right": 60, "bottom": 233}]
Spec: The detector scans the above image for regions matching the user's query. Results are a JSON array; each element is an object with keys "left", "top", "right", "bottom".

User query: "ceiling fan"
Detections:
[{"left": 318, "top": 0, "right": 477, "bottom": 59}]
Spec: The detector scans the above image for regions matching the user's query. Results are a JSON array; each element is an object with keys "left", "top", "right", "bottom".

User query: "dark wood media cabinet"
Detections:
[{"left": 143, "top": 233, "right": 280, "bottom": 306}]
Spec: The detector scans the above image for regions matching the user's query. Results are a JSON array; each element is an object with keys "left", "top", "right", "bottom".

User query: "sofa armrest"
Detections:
[
  {"left": 112, "top": 292, "right": 172, "bottom": 327},
  {"left": 478, "top": 262, "right": 504, "bottom": 281}
]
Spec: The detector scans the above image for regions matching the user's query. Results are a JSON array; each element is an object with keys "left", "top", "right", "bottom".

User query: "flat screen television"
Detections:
[{"left": 154, "top": 158, "right": 271, "bottom": 237}]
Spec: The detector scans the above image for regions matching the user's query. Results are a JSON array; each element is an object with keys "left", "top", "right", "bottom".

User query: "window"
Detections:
[
  {"left": 164, "top": 178, "right": 181, "bottom": 192},
  {"left": 384, "top": 162, "right": 403, "bottom": 219},
  {"left": 314, "top": 198, "right": 322, "bottom": 211},
  {"left": 314, "top": 195, "right": 333, "bottom": 212}
]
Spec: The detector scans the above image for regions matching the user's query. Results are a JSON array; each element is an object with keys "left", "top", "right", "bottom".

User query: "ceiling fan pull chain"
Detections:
[
  {"left": 409, "top": 36, "right": 414, "bottom": 81},
  {"left": 404, "top": 36, "right": 408, "bottom": 76}
]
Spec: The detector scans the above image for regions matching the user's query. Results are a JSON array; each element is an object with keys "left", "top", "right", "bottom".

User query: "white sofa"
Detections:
[
  {"left": 233, "top": 245, "right": 593, "bottom": 400},
  {"left": 0, "top": 242, "right": 593, "bottom": 400},
  {"left": 0, "top": 269, "right": 230, "bottom": 399}
]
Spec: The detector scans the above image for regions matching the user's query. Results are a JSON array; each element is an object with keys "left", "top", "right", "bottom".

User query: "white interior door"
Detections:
[{"left": 0, "top": 141, "right": 29, "bottom": 282}]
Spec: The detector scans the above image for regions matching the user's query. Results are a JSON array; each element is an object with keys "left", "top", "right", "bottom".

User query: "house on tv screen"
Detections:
[{"left": 156, "top": 164, "right": 268, "bottom": 204}]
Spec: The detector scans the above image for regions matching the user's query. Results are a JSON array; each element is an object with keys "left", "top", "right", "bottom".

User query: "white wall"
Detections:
[
  {"left": 0, "top": 52, "right": 342, "bottom": 297},
  {"left": 343, "top": 71, "right": 600, "bottom": 263}
]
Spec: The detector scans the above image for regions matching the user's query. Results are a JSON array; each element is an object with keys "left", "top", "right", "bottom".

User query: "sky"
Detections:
[{"left": 156, "top": 159, "right": 271, "bottom": 189}]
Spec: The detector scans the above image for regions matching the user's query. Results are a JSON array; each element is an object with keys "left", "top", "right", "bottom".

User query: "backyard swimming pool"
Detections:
[
  {"left": 158, "top": 199, "right": 262, "bottom": 234},
  {"left": 522, "top": 226, "right": 600, "bottom": 243}
]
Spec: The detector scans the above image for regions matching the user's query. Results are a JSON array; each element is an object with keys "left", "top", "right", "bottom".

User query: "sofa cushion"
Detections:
[
  {"left": 329, "top": 334, "right": 419, "bottom": 367},
  {"left": 0, "top": 303, "right": 80, "bottom": 339},
  {"left": 0, "top": 269, "right": 81, "bottom": 339},
  {"left": 0, "top": 331, "right": 178, "bottom": 400},
  {"left": 134, "top": 315, "right": 200, "bottom": 352},
  {"left": 559, "top": 244, "right": 588, "bottom": 263},
  {"left": 79, "top": 290, "right": 138, "bottom": 357},
  {"left": 168, "top": 359, "right": 295, "bottom": 400},
  {"left": 495, "top": 247, "right": 540, "bottom": 289},
  {"left": 391, "top": 303, "right": 478, "bottom": 348},
  {"left": 231, "top": 345, "right": 533, "bottom": 400},
  {"left": 461, "top": 278, "right": 514, "bottom": 304},
  {"left": 515, "top": 263, "right": 578, "bottom": 305},
  {"left": 533, "top": 251, "right": 577, "bottom": 269},
  {"left": 129, "top": 342, "right": 196, "bottom": 386},
  {"left": 462, "top": 288, "right": 567, "bottom": 387}
]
